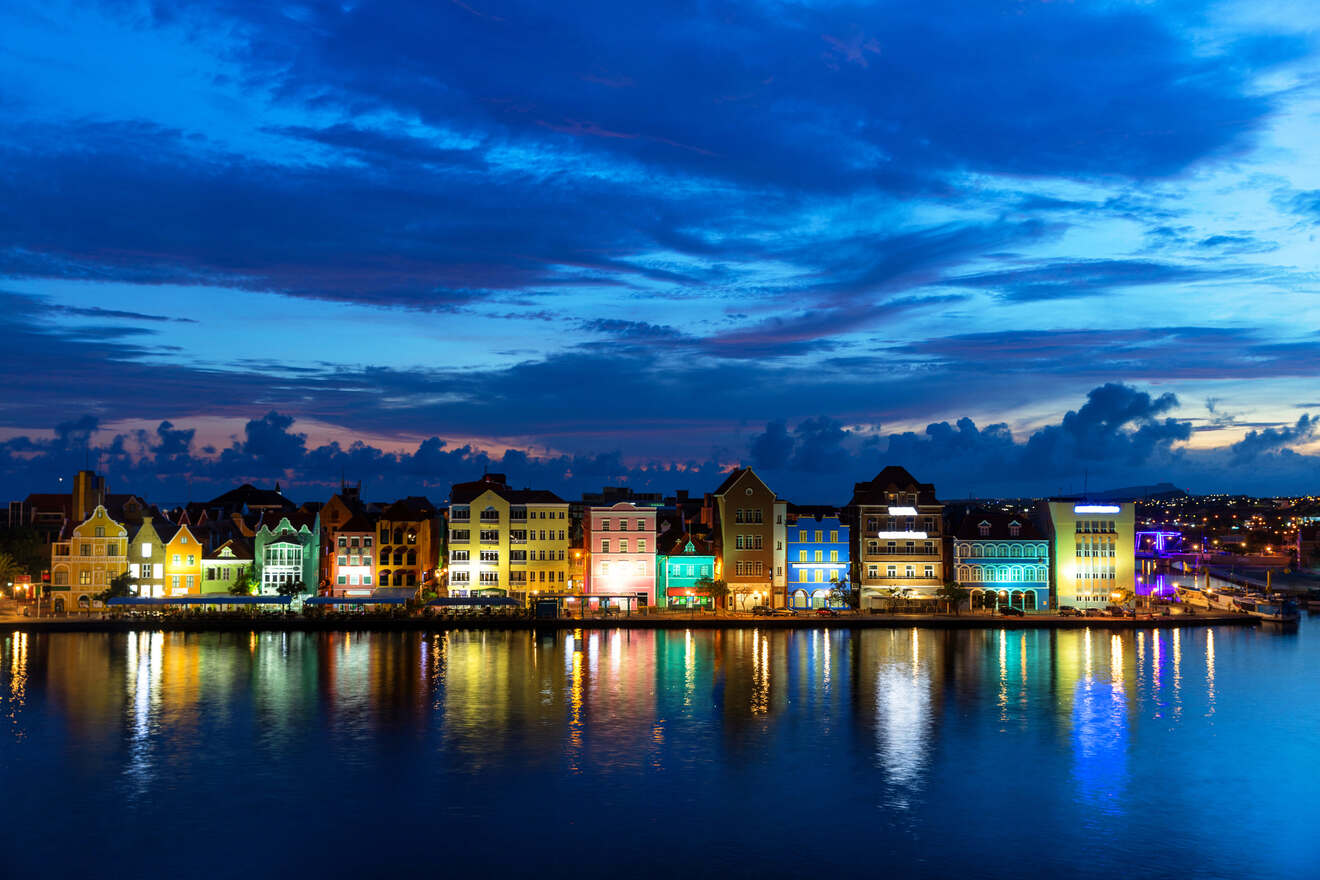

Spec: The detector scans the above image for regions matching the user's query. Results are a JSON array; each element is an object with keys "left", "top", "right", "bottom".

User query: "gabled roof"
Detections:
[
  {"left": 206, "top": 537, "right": 253, "bottom": 560},
  {"left": 449, "top": 477, "right": 562, "bottom": 506},
  {"left": 848, "top": 466, "right": 940, "bottom": 507},
  {"left": 205, "top": 483, "right": 296, "bottom": 512},
  {"left": 712, "top": 467, "right": 777, "bottom": 498},
  {"left": 659, "top": 530, "right": 714, "bottom": 557},
  {"left": 954, "top": 510, "right": 1042, "bottom": 540},
  {"left": 337, "top": 512, "right": 376, "bottom": 533}
]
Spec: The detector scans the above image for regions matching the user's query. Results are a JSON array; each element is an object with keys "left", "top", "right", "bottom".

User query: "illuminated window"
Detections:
[
  {"left": 638, "top": 539, "right": 646, "bottom": 552},
  {"left": 141, "top": 542, "right": 152, "bottom": 557},
  {"left": 601, "top": 540, "right": 610, "bottom": 553}
]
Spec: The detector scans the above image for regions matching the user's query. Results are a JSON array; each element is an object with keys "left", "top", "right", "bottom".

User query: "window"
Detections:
[
  {"left": 80, "top": 543, "right": 91, "bottom": 556},
  {"left": 600, "top": 519, "right": 611, "bottom": 531},
  {"left": 636, "top": 519, "right": 645, "bottom": 531},
  {"left": 479, "top": 551, "right": 499, "bottom": 563},
  {"left": 107, "top": 543, "right": 118, "bottom": 556},
  {"left": 363, "top": 575, "right": 372, "bottom": 585},
  {"left": 814, "top": 570, "right": 823, "bottom": 583},
  {"left": 141, "top": 542, "right": 152, "bottom": 557},
  {"left": 172, "top": 575, "right": 180, "bottom": 588},
  {"left": 830, "top": 531, "right": 838, "bottom": 543},
  {"left": 187, "top": 555, "right": 195, "bottom": 566},
  {"left": 618, "top": 519, "right": 628, "bottom": 531},
  {"left": 479, "top": 530, "right": 498, "bottom": 542},
  {"left": 601, "top": 539, "right": 610, "bottom": 553},
  {"left": 338, "top": 554, "right": 348, "bottom": 565},
  {"left": 905, "top": 565, "right": 915, "bottom": 579},
  {"left": 753, "top": 535, "right": 763, "bottom": 550},
  {"left": 829, "top": 550, "right": 838, "bottom": 562},
  {"left": 638, "top": 539, "right": 646, "bottom": 552},
  {"left": 924, "top": 565, "right": 934, "bottom": 579},
  {"left": 735, "top": 536, "right": 744, "bottom": 550},
  {"left": 814, "top": 550, "right": 822, "bottom": 562},
  {"left": 338, "top": 575, "right": 348, "bottom": 585},
  {"left": 173, "top": 554, "right": 180, "bottom": 565},
  {"left": 186, "top": 575, "right": 194, "bottom": 589},
  {"left": 798, "top": 550, "right": 806, "bottom": 562},
  {"left": 619, "top": 540, "right": 629, "bottom": 553},
  {"left": 450, "top": 506, "right": 470, "bottom": 521},
  {"left": 451, "top": 571, "right": 470, "bottom": 584},
  {"left": 978, "top": 522, "right": 991, "bottom": 537},
  {"left": 1009, "top": 523, "right": 1021, "bottom": 537},
  {"left": 887, "top": 565, "right": 897, "bottom": 578},
  {"left": 815, "top": 530, "right": 823, "bottom": 542},
  {"left": 451, "top": 550, "right": 469, "bottom": 562},
  {"left": 79, "top": 570, "right": 91, "bottom": 585},
  {"left": 338, "top": 536, "right": 347, "bottom": 548}
]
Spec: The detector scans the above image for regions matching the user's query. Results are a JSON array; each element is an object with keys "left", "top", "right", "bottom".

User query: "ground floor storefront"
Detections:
[{"left": 967, "top": 586, "right": 1048, "bottom": 611}]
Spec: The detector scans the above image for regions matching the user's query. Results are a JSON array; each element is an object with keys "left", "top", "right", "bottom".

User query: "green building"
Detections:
[
  {"left": 252, "top": 512, "right": 320, "bottom": 596},
  {"left": 656, "top": 532, "right": 716, "bottom": 608},
  {"left": 202, "top": 538, "right": 254, "bottom": 594}
]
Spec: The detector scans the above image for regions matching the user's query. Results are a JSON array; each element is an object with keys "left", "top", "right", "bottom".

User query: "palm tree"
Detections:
[{"left": 0, "top": 552, "right": 19, "bottom": 596}]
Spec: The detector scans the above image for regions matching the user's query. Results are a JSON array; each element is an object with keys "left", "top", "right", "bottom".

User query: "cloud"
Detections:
[
  {"left": 1230, "top": 413, "right": 1317, "bottom": 463},
  {"left": 946, "top": 259, "right": 1238, "bottom": 302}
]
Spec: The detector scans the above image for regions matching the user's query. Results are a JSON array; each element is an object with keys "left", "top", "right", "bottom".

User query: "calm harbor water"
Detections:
[{"left": 2, "top": 622, "right": 1317, "bottom": 878}]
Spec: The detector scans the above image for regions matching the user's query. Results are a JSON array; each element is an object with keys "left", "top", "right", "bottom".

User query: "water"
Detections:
[{"left": 2, "top": 622, "right": 1317, "bottom": 878}]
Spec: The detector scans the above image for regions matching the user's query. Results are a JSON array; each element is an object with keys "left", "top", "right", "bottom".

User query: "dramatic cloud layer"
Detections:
[{"left": 1, "top": 0, "right": 1319, "bottom": 495}]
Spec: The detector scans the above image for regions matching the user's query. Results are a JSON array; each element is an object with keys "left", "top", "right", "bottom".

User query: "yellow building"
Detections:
[
  {"left": 49, "top": 504, "right": 128, "bottom": 612},
  {"left": 1034, "top": 500, "right": 1136, "bottom": 610},
  {"left": 448, "top": 474, "right": 570, "bottom": 603},
  {"left": 163, "top": 523, "right": 204, "bottom": 596}
]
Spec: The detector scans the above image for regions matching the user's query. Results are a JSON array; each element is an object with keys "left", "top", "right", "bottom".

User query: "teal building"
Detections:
[
  {"left": 252, "top": 512, "right": 321, "bottom": 596},
  {"left": 656, "top": 532, "right": 716, "bottom": 608}
]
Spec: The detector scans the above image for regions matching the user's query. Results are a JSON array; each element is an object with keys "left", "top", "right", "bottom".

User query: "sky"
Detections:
[{"left": 2, "top": 0, "right": 1320, "bottom": 504}]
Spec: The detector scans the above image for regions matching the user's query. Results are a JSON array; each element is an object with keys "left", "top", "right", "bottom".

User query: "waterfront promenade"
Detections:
[{"left": 0, "top": 608, "right": 1257, "bottom": 634}]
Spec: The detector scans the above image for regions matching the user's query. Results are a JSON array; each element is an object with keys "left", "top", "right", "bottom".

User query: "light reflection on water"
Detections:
[{"left": 1, "top": 623, "right": 1317, "bottom": 878}]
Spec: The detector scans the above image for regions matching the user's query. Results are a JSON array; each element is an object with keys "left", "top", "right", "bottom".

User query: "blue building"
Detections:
[
  {"left": 786, "top": 514, "right": 850, "bottom": 609},
  {"left": 952, "top": 510, "right": 1049, "bottom": 611}
]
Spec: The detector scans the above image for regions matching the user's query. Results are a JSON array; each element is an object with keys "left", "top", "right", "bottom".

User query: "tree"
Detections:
[
  {"left": 694, "top": 576, "right": 729, "bottom": 611},
  {"left": 0, "top": 552, "right": 20, "bottom": 596},
  {"left": 828, "top": 576, "right": 856, "bottom": 610},
  {"left": 938, "top": 581, "right": 967, "bottom": 615},
  {"left": 276, "top": 578, "right": 306, "bottom": 597},
  {"left": 96, "top": 571, "right": 135, "bottom": 601},
  {"left": 228, "top": 566, "right": 253, "bottom": 596}
]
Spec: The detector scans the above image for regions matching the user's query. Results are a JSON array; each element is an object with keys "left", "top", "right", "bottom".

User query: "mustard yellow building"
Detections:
[
  {"left": 50, "top": 504, "right": 128, "bottom": 612},
  {"left": 447, "top": 474, "right": 570, "bottom": 603},
  {"left": 164, "top": 523, "right": 204, "bottom": 596},
  {"left": 1034, "top": 500, "right": 1136, "bottom": 609}
]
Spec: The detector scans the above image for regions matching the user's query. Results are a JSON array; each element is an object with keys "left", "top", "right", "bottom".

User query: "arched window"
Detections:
[
  {"left": 971, "top": 545, "right": 982, "bottom": 558},
  {"left": 957, "top": 565, "right": 970, "bottom": 581},
  {"left": 1024, "top": 591, "right": 1037, "bottom": 610},
  {"left": 378, "top": 548, "right": 389, "bottom": 565},
  {"left": 379, "top": 570, "right": 391, "bottom": 586},
  {"left": 392, "top": 528, "right": 403, "bottom": 544},
  {"left": 407, "top": 550, "right": 417, "bottom": 566},
  {"left": 957, "top": 543, "right": 970, "bottom": 558}
]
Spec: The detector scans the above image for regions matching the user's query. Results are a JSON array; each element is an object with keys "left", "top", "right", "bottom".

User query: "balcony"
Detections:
[{"left": 865, "top": 547, "right": 940, "bottom": 557}]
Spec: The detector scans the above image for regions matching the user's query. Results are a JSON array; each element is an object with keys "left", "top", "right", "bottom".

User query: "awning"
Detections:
[
  {"left": 426, "top": 596, "right": 522, "bottom": 607},
  {"left": 305, "top": 596, "right": 409, "bottom": 606},
  {"left": 106, "top": 596, "right": 293, "bottom": 606}
]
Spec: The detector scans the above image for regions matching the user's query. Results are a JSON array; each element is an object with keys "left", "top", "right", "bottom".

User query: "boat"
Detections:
[{"left": 1234, "top": 596, "right": 1300, "bottom": 625}]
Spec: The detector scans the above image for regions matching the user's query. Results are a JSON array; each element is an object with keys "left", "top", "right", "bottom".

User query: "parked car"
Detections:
[
  {"left": 1057, "top": 605, "right": 1082, "bottom": 617},
  {"left": 1107, "top": 605, "right": 1130, "bottom": 617},
  {"left": 1084, "top": 607, "right": 1107, "bottom": 617},
  {"left": 816, "top": 607, "right": 839, "bottom": 617},
  {"left": 998, "top": 605, "right": 1025, "bottom": 617},
  {"left": 751, "top": 605, "right": 772, "bottom": 616}
]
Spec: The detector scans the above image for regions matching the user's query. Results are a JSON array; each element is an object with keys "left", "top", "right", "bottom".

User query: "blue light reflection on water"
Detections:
[{"left": 0, "top": 623, "right": 1318, "bottom": 878}]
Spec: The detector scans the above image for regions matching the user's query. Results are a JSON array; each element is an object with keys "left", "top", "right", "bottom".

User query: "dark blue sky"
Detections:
[{"left": 2, "top": 0, "right": 1319, "bottom": 502}]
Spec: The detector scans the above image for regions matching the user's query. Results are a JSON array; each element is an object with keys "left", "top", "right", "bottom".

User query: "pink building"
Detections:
[{"left": 585, "top": 502, "right": 657, "bottom": 607}]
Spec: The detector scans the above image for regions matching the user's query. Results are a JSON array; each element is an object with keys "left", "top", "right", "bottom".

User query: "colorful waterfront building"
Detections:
[
  {"left": 710, "top": 468, "right": 788, "bottom": 610},
  {"left": 253, "top": 512, "right": 321, "bottom": 595},
  {"left": 1034, "top": 500, "right": 1136, "bottom": 610},
  {"left": 448, "top": 474, "right": 569, "bottom": 601},
  {"left": 655, "top": 531, "right": 716, "bottom": 608},
  {"left": 848, "top": 466, "right": 946, "bottom": 611},
  {"left": 163, "top": 523, "right": 204, "bottom": 596},
  {"left": 376, "top": 498, "right": 440, "bottom": 590},
  {"left": 328, "top": 513, "right": 376, "bottom": 598},
  {"left": 49, "top": 504, "right": 128, "bottom": 612},
  {"left": 585, "top": 502, "right": 657, "bottom": 607},
  {"left": 201, "top": 539, "right": 253, "bottom": 594},
  {"left": 952, "top": 510, "right": 1049, "bottom": 611},
  {"left": 126, "top": 516, "right": 170, "bottom": 598},
  {"left": 786, "top": 514, "right": 850, "bottom": 609}
]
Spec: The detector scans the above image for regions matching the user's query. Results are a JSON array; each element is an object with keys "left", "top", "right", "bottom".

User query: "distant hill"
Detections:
[{"left": 1093, "top": 482, "right": 1189, "bottom": 501}]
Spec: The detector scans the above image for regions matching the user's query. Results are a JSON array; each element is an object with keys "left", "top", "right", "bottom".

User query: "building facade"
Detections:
[
  {"left": 253, "top": 513, "right": 321, "bottom": 596},
  {"left": 711, "top": 468, "right": 787, "bottom": 609},
  {"left": 202, "top": 539, "right": 253, "bottom": 594},
  {"left": 49, "top": 504, "right": 128, "bottom": 612},
  {"left": 127, "top": 516, "right": 169, "bottom": 598},
  {"left": 376, "top": 498, "right": 440, "bottom": 590},
  {"left": 786, "top": 514, "right": 850, "bottom": 609},
  {"left": 585, "top": 502, "right": 657, "bottom": 606},
  {"left": 1034, "top": 500, "right": 1136, "bottom": 610},
  {"left": 953, "top": 511, "right": 1049, "bottom": 611},
  {"left": 656, "top": 532, "right": 717, "bottom": 608},
  {"left": 848, "top": 466, "right": 946, "bottom": 611},
  {"left": 164, "top": 523, "right": 203, "bottom": 596},
  {"left": 448, "top": 474, "right": 569, "bottom": 602},
  {"left": 328, "top": 513, "right": 376, "bottom": 598}
]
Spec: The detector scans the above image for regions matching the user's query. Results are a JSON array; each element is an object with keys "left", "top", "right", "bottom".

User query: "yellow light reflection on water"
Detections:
[{"left": 1205, "top": 629, "right": 1216, "bottom": 713}]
